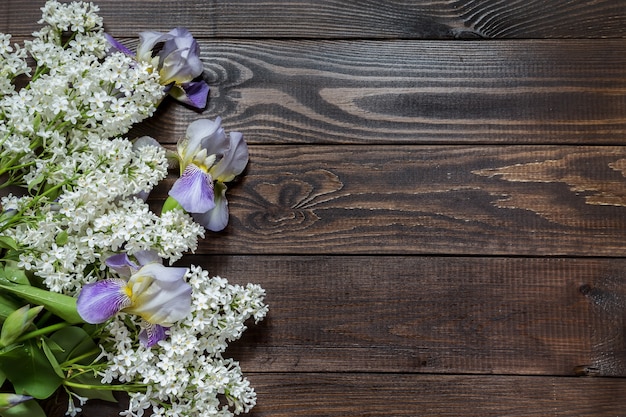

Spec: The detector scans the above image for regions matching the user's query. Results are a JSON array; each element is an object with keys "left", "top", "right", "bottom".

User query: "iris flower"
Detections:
[
  {"left": 0, "top": 394, "right": 32, "bottom": 412},
  {"left": 76, "top": 250, "right": 191, "bottom": 347},
  {"left": 106, "top": 27, "right": 209, "bottom": 109},
  {"left": 168, "top": 117, "right": 248, "bottom": 231}
]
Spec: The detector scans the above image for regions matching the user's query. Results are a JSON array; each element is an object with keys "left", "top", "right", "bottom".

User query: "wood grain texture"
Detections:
[
  {"left": 195, "top": 255, "right": 626, "bottom": 377},
  {"left": 3, "top": 1, "right": 626, "bottom": 416},
  {"left": 5, "top": 37, "right": 626, "bottom": 145},
  {"left": 148, "top": 145, "right": 626, "bottom": 256},
  {"left": 123, "top": 39, "right": 626, "bottom": 145},
  {"left": 246, "top": 373, "right": 626, "bottom": 417},
  {"left": 53, "top": 373, "right": 626, "bottom": 417},
  {"left": 4, "top": 0, "right": 626, "bottom": 39},
  {"left": 0, "top": 3, "right": 7, "bottom": 34}
]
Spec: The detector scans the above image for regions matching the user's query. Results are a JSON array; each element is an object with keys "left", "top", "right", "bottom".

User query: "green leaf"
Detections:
[
  {"left": 0, "top": 283, "right": 83, "bottom": 324},
  {"left": 0, "top": 237, "right": 17, "bottom": 251},
  {"left": 0, "top": 267, "right": 29, "bottom": 286},
  {"left": 0, "top": 294, "right": 20, "bottom": 323},
  {"left": 32, "top": 114, "right": 41, "bottom": 133},
  {"left": 0, "top": 213, "right": 14, "bottom": 229},
  {"left": 0, "top": 250, "right": 19, "bottom": 263},
  {"left": 54, "top": 231, "right": 68, "bottom": 246},
  {"left": 26, "top": 173, "right": 45, "bottom": 193},
  {"left": 40, "top": 338, "right": 64, "bottom": 379},
  {"left": 50, "top": 327, "right": 114, "bottom": 402},
  {"left": 41, "top": 336, "right": 63, "bottom": 357},
  {"left": 161, "top": 195, "right": 183, "bottom": 213},
  {"left": 49, "top": 326, "right": 97, "bottom": 365},
  {"left": 0, "top": 339, "right": 62, "bottom": 399},
  {"left": 81, "top": 323, "right": 102, "bottom": 337},
  {"left": 0, "top": 399, "right": 46, "bottom": 417}
]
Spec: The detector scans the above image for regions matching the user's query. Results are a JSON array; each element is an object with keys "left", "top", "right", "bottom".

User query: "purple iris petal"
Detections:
[
  {"left": 182, "top": 118, "right": 228, "bottom": 160},
  {"left": 77, "top": 252, "right": 192, "bottom": 347},
  {"left": 137, "top": 27, "right": 203, "bottom": 87},
  {"left": 105, "top": 250, "right": 161, "bottom": 277},
  {"left": 136, "top": 30, "right": 173, "bottom": 63},
  {"left": 159, "top": 48, "right": 195, "bottom": 84},
  {"left": 124, "top": 263, "right": 191, "bottom": 325},
  {"left": 168, "top": 164, "right": 215, "bottom": 213},
  {"left": 76, "top": 279, "right": 132, "bottom": 324},
  {"left": 211, "top": 132, "right": 248, "bottom": 182},
  {"left": 158, "top": 30, "right": 203, "bottom": 84},
  {"left": 135, "top": 190, "right": 150, "bottom": 202},
  {"left": 139, "top": 323, "right": 168, "bottom": 347},
  {"left": 133, "top": 250, "right": 162, "bottom": 267},
  {"left": 105, "top": 253, "right": 138, "bottom": 277},
  {"left": 104, "top": 33, "right": 134, "bottom": 56},
  {"left": 193, "top": 182, "right": 230, "bottom": 232},
  {"left": 168, "top": 81, "right": 209, "bottom": 109}
]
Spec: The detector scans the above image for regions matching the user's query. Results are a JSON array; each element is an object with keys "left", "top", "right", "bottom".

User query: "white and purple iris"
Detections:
[
  {"left": 76, "top": 250, "right": 191, "bottom": 347},
  {"left": 106, "top": 27, "right": 209, "bottom": 109},
  {"left": 168, "top": 117, "right": 248, "bottom": 231}
]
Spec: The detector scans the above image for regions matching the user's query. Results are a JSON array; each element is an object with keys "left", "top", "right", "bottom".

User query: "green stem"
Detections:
[
  {"left": 65, "top": 362, "right": 110, "bottom": 376},
  {"left": 5, "top": 161, "right": 35, "bottom": 172},
  {"left": 14, "top": 321, "right": 70, "bottom": 343},
  {"left": 63, "top": 380, "right": 147, "bottom": 392},
  {"left": 0, "top": 177, "right": 74, "bottom": 232},
  {"left": 0, "top": 179, "right": 18, "bottom": 189},
  {"left": 0, "top": 154, "right": 27, "bottom": 177},
  {"left": 61, "top": 348, "right": 101, "bottom": 367},
  {"left": 31, "top": 64, "right": 49, "bottom": 83}
]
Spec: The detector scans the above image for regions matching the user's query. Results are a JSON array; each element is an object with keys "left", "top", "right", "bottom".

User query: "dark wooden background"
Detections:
[{"left": 4, "top": 1, "right": 626, "bottom": 415}]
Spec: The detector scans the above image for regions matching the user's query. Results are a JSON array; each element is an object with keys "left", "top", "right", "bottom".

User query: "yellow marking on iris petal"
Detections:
[{"left": 123, "top": 285, "right": 133, "bottom": 299}]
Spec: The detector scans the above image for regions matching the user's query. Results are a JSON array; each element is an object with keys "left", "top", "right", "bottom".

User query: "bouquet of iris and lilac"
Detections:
[{"left": 0, "top": 2, "right": 267, "bottom": 417}]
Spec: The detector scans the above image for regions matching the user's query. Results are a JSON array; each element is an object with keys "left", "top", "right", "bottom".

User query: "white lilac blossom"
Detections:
[
  {"left": 107, "top": 27, "right": 209, "bottom": 109},
  {"left": 4, "top": 194, "right": 204, "bottom": 295},
  {"left": 0, "top": 34, "right": 29, "bottom": 97},
  {"left": 100, "top": 266, "right": 268, "bottom": 417},
  {"left": 0, "top": 132, "right": 203, "bottom": 295},
  {"left": 168, "top": 117, "right": 248, "bottom": 231},
  {"left": 0, "top": 2, "right": 266, "bottom": 416},
  {"left": 77, "top": 251, "right": 191, "bottom": 347}
]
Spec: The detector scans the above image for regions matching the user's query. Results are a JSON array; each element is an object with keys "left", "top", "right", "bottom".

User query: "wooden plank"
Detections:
[
  {"left": 50, "top": 373, "right": 626, "bottom": 416},
  {"left": 126, "top": 39, "right": 626, "bottom": 145},
  {"left": 5, "top": 3, "right": 626, "bottom": 417},
  {"left": 4, "top": 0, "right": 626, "bottom": 39},
  {"left": 246, "top": 373, "right": 626, "bottom": 417},
  {"left": 192, "top": 255, "right": 626, "bottom": 376},
  {"left": 0, "top": 2, "right": 7, "bottom": 34},
  {"left": 149, "top": 145, "right": 626, "bottom": 256},
  {"left": 5, "top": 36, "right": 625, "bottom": 145}
]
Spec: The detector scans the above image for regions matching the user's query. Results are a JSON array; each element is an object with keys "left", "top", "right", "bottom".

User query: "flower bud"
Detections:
[
  {"left": 0, "top": 305, "right": 43, "bottom": 347},
  {"left": 0, "top": 393, "right": 33, "bottom": 411}
]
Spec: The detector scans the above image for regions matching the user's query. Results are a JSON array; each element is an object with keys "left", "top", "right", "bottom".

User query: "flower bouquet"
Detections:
[{"left": 0, "top": 1, "right": 267, "bottom": 416}]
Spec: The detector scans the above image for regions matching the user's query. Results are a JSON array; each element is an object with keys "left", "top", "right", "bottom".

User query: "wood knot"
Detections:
[
  {"left": 245, "top": 169, "right": 343, "bottom": 234},
  {"left": 579, "top": 284, "right": 592, "bottom": 295},
  {"left": 573, "top": 365, "right": 601, "bottom": 376}
]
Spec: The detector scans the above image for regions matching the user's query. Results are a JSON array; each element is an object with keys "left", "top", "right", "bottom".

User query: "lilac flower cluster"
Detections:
[{"left": 0, "top": 2, "right": 265, "bottom": 417}]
